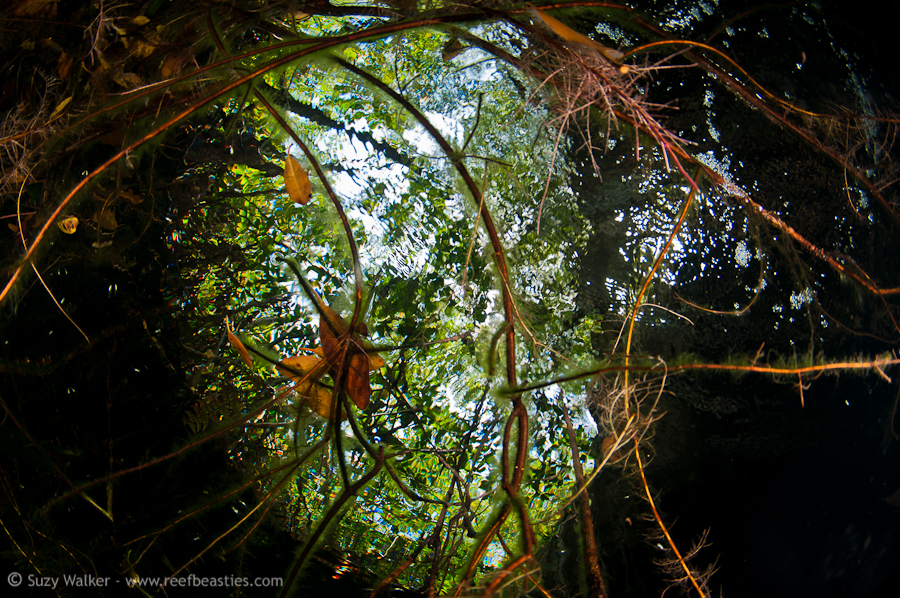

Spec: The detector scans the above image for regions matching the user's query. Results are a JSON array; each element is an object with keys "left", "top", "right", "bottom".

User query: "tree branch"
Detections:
[{"left": 256, "top": 79, "right": 413, "bottom": 167}]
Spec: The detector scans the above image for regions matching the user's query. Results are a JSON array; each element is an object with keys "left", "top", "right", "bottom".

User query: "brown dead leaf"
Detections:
[
  {"left": 226, "top": 318, "right": 253, "bottom": 368},
  {"left": 119, "top": 190, "right": 143, "bottom": 204},
  {"left": 442, "top": 38, "right": 466, "bottom": 61},
  {"left": 113, "top": 72, "right": 142, "bottom": 89},
  {"left": 161, "top": 52, "right": 192, "bottom": 79},
  {"left": 316, "top": 301, "right": 384, "bottom": 410},
  {"left": 58, "top": 52, "right": 74, "bottom": 80},
  {"left": 601, "top": 435, "right": 627, "bottom": 463},
  {"left": 93, "top": 209, "right": 118, "bottom": 230},
  {"left": 14, "top": 0, "right": 58, "bottom": 17},
  {"left": 276, "top": 355, "right": 337, "bottom": 419},
  {"left": 9, "top": 213, "right": 35, "bottom": 237},
  {"left": 48, "top": 97, "right": 71, "bottom": 121},
  {"left": 276, "top": 355, "right": 326, "bottom": 380},
  {"left": 127, "top": 29, "right": 161, "bottom": 59},
  {"left": 532, "top": 8, "right": 626, "bottom": 67},
  {"left": 284, "top": 156, "right": 311, "bottom": 205}
]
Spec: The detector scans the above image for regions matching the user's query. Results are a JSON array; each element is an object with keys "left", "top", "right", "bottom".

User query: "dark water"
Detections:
[{"left": 1, "top": 2, "right": 897, "bottom": 597}]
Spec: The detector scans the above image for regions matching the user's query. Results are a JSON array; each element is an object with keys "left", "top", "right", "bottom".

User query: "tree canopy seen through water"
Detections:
[{"left": 1, "top": 1, "right": 899, "bottom": 597}]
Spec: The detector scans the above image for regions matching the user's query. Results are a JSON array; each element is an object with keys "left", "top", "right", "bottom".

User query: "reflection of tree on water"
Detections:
[
  {"left": 559, "top": 4, "right": 900, "bottom": 596},
  {"left": 0, "top": 1, "right": 898, "bottom": 597}
]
